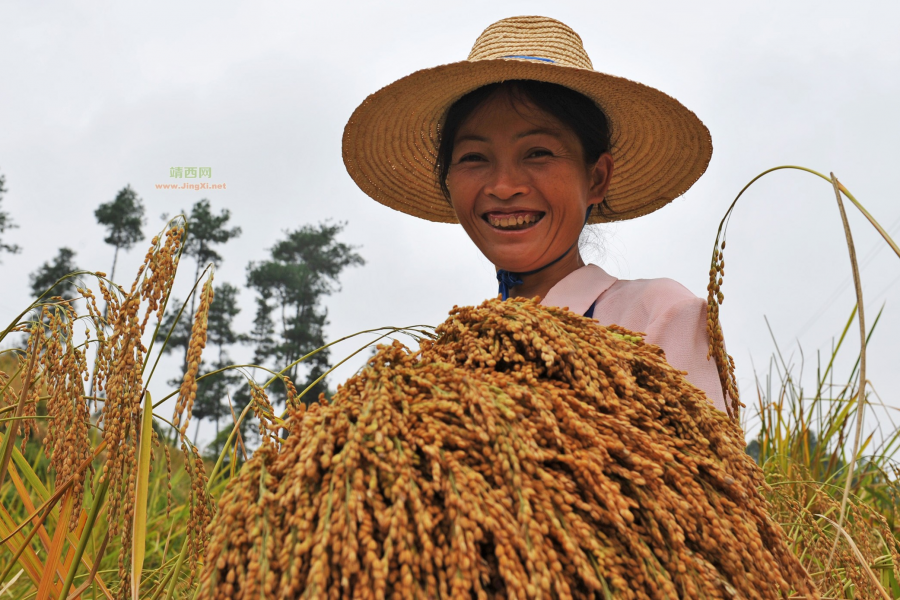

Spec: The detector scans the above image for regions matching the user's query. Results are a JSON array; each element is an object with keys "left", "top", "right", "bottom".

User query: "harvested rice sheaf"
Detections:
[{"left": 199, "top": 298, "right": 818, "bottom": 599}]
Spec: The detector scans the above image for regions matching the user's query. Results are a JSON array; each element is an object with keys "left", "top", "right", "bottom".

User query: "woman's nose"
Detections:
[{"left": 484, "top": 161, "right": 529, "bottom": 200}]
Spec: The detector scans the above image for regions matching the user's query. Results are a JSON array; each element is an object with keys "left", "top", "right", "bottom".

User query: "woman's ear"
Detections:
[{"left": 588, "top": 153, "right": 614, "bottom": 204}]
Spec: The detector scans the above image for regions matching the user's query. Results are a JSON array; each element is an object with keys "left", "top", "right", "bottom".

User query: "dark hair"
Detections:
[{"left": 435, "top": 80, "right": 613, "bottom": 204}]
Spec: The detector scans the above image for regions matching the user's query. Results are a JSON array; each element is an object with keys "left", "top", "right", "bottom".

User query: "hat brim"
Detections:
[{"left": 342, "top": 58, "right": 712, "bottom": 224}]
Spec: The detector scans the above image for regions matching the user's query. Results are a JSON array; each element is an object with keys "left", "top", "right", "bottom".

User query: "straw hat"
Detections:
[{"left": 342, "top": 16, "right": 712, "bottom": 224}]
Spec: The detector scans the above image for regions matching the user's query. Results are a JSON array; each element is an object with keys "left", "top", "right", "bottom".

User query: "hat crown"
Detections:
[{"left": 467, "top": 16, "right": 594, "bottom": 70}]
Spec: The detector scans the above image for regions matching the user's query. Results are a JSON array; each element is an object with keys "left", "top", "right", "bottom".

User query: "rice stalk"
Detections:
[
  {"left": 817, "top": 513, "right": 889, "bottom": 599},
  {"left": 825, "top": 173, "right": 868, "bottom": 572}
]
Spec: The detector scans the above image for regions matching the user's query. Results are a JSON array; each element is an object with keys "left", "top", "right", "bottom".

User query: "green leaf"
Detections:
[{"left": 132, "top": 392, "right": 155, "bottom": 599}]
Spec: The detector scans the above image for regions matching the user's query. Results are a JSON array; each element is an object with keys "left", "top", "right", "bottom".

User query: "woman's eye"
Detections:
[
  {"left": 457, "top": 153, "right": 486, "bottom": 163},
  {"left": 527, "top": 149, "right": 553, "bottom": 158}
]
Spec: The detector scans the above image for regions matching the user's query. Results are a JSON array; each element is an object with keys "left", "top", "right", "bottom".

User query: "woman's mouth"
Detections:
[{"left": 484, "top": 211, "right": 544, "bottom": 231}]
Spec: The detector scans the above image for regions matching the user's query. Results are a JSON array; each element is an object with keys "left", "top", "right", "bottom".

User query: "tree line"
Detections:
[{"left": 0, "top": 169, "right": 363, "bottom": 450}]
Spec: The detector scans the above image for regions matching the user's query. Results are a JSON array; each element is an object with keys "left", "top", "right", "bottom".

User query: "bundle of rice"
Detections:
[{"left": 199, "top": 298, "right": 817, "bottom": 599}]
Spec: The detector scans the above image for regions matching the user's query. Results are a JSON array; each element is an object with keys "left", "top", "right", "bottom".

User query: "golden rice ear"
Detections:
[
  {"left": 199, "top": 298, "right": 816, "bottom": 598},
  {"left": 173, "top": 272, "right": 215, "bottom": 437}
]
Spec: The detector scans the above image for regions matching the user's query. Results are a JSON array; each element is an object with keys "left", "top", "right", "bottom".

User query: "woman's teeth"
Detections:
[{"left": 487, "top": 213, "right": 541, "bottom": 230}]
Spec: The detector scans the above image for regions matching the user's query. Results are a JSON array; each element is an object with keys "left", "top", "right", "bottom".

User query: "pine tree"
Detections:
[
  {"left": 29, "top": 247, "right": 79, "bottom": 300},
  {"left": 247, "top": 222, "right": 364, "bottom": 402},
  {"left": 0, "top": 171, "right": 21, "bottom": 259},
  {"left": 94, "top": 185, "right": 145, "bottom": 282}
]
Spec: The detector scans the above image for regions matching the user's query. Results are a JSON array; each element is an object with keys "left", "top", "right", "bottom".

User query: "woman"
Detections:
[{"left": 343, "top": 16, "right": 730, "bottom": 412}]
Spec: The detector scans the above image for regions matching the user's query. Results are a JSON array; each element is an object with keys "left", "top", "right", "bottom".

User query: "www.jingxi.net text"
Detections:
[{"left": 155, "top": 182, "right": 227, "bottom": 190}]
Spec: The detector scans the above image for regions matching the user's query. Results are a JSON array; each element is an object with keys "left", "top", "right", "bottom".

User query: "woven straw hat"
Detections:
[{"left": 342, "top": 16, "right": 712, "bottom": 224}]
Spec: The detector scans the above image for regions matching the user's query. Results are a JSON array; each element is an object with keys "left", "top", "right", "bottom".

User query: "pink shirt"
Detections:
[{"left": 542, "top": 264, "right": 727, "bottom": 412}]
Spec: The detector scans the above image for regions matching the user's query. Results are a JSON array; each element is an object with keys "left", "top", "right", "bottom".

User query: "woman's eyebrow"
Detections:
[
  {"left": 515, "top": 128, "right": 562, "bottom": 140},
  {"left": 455, "top": 134, "right": 489, "bottom": 143},
  {"left": 455, "top": 129, "right": 561, "bottom": 144}
]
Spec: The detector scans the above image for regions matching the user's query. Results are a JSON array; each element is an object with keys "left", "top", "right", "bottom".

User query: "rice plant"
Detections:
[{"left": 0, "top": 167, "right": 897, "bottom": 598}]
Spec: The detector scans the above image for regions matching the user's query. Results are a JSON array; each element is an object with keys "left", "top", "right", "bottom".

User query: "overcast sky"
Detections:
[{"left": 2, "top": 1, "right": 899, "bottom": 444}]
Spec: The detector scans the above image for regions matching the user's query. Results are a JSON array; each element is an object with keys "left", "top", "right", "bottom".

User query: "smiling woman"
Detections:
[
  {"left": 343, "top": 15, "right": 730, "bottom": 411},
  {"left": 438, "top": 81, "right": 613, "bottom": 301}
]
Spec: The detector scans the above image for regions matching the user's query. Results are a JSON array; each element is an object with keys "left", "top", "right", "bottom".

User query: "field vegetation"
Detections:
[{"left": 1, "top": 167, "right": 899, "bottom": 598}]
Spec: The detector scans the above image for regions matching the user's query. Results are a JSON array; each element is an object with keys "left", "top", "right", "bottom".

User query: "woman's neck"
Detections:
[{"left": 505, "top": 250, "right": 586, "bottom": 301}]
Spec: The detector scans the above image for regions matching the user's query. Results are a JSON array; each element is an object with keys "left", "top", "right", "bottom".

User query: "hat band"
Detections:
[{"left": 501, "top": 55, "right": 556, "bottom": 63}]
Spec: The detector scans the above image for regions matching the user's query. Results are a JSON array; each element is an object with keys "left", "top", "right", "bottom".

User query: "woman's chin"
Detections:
[
  {"left": 490, "top": 253, "right": 543, "bottom": 274},
  {"left": 475, "top": 222, "right": 563, "bottom": 272},
  {"left": 479, "top": 227, "right": 542, "bottom": 253}
]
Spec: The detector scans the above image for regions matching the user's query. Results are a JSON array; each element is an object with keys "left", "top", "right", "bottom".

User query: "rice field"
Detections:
[{"left": 1, "top": 167, "right": 899, "bottom": 598}]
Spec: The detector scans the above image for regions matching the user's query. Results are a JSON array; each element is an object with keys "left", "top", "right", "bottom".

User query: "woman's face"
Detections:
[{"left": 446, "top": 90, "right": 613, "bottom": 274}]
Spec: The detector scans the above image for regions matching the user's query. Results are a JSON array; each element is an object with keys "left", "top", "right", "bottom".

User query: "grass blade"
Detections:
[
  {"left": 0, "top": 570, "right": 24, "bottom": 596},
  {"left": 1, "top": 441, "right": 106, "bottom": 545},
  {"left": 56, "top": 476, "right": 110, "bottom": 600},
  {"left": 7, "top": 461, "right": 53, "bottom": 551},
  {"left": 36, "top": 487, "right": 73, "bottom": 600},
  {"left": 64, "top": 532, "right": 111, "bottom": 600},
  {"left": 7, "top": 445, "right": 115, "bottom": 599},
  {"left": 0, "top": 502, "right": 48, "bottom": 586},
  {"left": 131, "top": 392, "right": 154, "bottom": 599}
]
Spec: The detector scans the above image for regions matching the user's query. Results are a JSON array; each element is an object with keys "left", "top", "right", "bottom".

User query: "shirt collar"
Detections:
[{"left": 540, "top": 264, "right": 618, "bottom": 315}]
